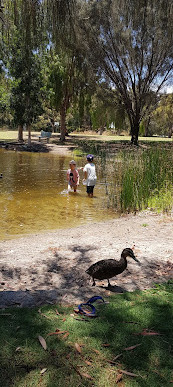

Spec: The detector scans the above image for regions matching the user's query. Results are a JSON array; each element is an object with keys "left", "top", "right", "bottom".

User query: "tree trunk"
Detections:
[
  {"left": 60, "top": 104, "right": 67, "bottom": 142},
  {"left": 145, "top": 117, "right": 151, "bottom": 137},
  {"left": 168, "top": 125, "right": 173, "bottom": 138},
  {"left": 27, "top": 124, "right": 31, "bottom": 146},
  {"left": 130, "top": 122, "right": 139, "bottom": 145},
  {"left": 18, "top": 125, "right": 24, "bottom": 142}
]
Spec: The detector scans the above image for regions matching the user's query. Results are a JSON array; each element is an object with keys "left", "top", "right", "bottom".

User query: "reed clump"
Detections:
[{"left": 100, "top": 145, "right": 173, "bottom": 214}]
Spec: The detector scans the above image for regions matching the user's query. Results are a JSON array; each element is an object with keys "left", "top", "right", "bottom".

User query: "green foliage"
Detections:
[
  {"left": 10, "top": 39, "right": 44, "bottom": 126},
  {"left": 1, "top": 0, "right": 173, "bottom": 142},
  {"left": 45, "top": 52, "right": 67, "bottom": 111},
  {"left": 151, "top": 93, "right": 173, "bottom": 137},
  {"left": 0, "top": 73, "right": 12, "bottom": 126},
  {"left": 90, "top": 83, "right": 126, "bottom": 132}
]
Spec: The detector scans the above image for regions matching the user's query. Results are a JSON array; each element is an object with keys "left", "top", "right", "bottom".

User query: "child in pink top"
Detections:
[{"left": 67, "top": 160, "right": 79, "bottom": 192}]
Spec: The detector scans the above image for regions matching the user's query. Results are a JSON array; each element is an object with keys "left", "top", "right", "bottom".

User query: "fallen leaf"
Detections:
[
  {"left": 62, "top": 318, "right": 66, "bottom": 322},
  {"left": 124, "top": 343, "right": 142, "bottom": 351},
  {"left": 116, "top": 371, "right": 123, "bottom": 383},
  {"left": 40, "top": 368, "right": 47, "bottom": 375},
  {"left": 119, "top": 369, "right": 138, "bottom": 377},
  {"left": 38, "top": 335, "right": 47, "bottom": 350},
  {"left": 102, "top": 343, "right": 110, "bottom": 347},
  {"left": 75, "top": 343, "right": 82, "bottom": 354},
  {"left": 140, "top": 329, "right": 160, "bottom": 336},
  {"left": 48, "top": 330, "right": 67, "bottom": 336},
  {"left": 80, "top": 372, "right": 94, "bottom": 380},
  {"left": 84, "top": 360, "right": 92, "bottom": 366}
]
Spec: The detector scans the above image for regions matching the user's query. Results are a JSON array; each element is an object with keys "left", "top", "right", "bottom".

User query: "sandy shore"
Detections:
[{"left": 0, "top": 211, "right": 172, "bottom": 308}]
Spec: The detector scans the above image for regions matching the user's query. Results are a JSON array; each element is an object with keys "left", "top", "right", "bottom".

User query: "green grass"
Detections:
[
  {"left": 70, "top": 132, "right": 173, "bottom": 143},
  {"left": 0, "top": 130, "right": 36, "bottom": 141},
  {"left": 0, "top": 282, "right": 173, "bottom": 386},
  {"left": 0, "top": 129, "right": 172, "bottom": 143}
]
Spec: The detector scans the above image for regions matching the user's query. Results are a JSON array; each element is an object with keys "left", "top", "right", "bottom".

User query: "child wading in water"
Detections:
[
  {"left": 83, "top": 154, "right": 97, "bottom": 197},
  {"left": 67, "top": 160, "right": 79, "bottom": 192}
]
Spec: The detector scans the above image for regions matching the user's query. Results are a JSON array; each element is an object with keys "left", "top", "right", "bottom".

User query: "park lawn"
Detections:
[
  {"left": 0, "top": 130, "right": 38, "bottom": 141},
  {"left": 0, "top": 282, "right": 173, "bottom": 387},
  {"left": 70, "top": 132, "right": 173, "bottom": 142},
  {"left": 0, "top": 130, "right": 172, "bottom": 143}
]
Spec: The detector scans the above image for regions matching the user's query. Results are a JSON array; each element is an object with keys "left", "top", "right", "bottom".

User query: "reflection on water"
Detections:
[{"left": 0, "top": 148, "right": 116, "bottom": 240}]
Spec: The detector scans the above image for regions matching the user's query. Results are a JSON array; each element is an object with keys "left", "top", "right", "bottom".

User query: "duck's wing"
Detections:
[{"left": 86, "top": 259, "right": 115, "bottom": 278}]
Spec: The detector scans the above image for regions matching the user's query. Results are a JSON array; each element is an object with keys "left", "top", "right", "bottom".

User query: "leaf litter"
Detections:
[{"left": 38, "top": 335, "right": 47, "bottom": 350}]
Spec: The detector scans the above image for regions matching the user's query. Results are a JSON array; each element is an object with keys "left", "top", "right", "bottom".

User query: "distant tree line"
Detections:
[{"left": 0, "top": 0, "right": 173, "bottom": 143}]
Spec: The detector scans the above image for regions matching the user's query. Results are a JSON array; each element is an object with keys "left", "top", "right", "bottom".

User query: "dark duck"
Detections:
[{"left": 86, "top": 248, "right": 139, "bottom": 287}]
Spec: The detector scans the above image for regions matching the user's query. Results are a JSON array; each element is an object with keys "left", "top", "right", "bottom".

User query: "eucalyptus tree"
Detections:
[
  {"left": 10, "top": 42, "right": 43, "bottom": 142},
  {"left": 80, "top": 0, "right": 173, "bottom": 144},
  {"left": 90, "top": 82, "right": 126, "bottom": 133},
  {"left": 2, "top": 0, "right": 46, "bottom": 142},
  {"left": 44, "top": 46, "right": 95, "bottom": 140},
  {"left": 44, "top": 49, "right": 76, "bottom": 141},
  {"left": 43, "top": 0, "right": 96, "bottom": 140},
  {"left": 2, "top": 0, "right": 84, "bottom": 142}
]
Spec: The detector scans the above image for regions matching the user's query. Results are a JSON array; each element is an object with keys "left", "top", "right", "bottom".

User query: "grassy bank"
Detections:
[{"left": 0, "top": 282, "right": 173, "bottom": 387}]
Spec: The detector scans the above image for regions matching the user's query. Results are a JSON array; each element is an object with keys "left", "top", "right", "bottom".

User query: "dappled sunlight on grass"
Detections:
[
  {"left": 70, "top": 132, "right": 173, "bottom": 142},
  {"left": 0, "top": 130, "right": 172, "bottom": 143},
  {"left": 0, "top": 282, "right": 172, "bottom": 386}
]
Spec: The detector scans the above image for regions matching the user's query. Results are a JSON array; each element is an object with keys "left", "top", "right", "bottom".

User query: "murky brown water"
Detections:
[{"left": 0, "top": 149, "right": 116, "bottom": 240}]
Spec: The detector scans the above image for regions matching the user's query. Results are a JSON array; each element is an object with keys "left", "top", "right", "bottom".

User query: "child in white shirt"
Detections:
[{"left": 83, "top": 154, "right": 97, "bottom": 197}]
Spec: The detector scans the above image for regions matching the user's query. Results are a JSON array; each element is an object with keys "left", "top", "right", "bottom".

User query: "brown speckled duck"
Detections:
[{"left": 86, "top": 248, "right": 139, "bottom": 287}]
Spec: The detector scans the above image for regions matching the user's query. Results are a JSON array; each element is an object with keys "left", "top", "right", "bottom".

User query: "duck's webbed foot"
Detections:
[{"left": 92, "top": 278, "right": 96, "bottom": 286}]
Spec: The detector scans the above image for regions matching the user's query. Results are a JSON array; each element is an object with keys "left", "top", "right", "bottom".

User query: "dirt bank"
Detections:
[{"left": 0, "top": 211, "right": 172, "bottom": 308}]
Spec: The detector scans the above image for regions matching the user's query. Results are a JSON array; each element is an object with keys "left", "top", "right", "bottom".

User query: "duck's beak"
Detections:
[{"left": 131, "top": 253, "right": 140, "bottom": 264}]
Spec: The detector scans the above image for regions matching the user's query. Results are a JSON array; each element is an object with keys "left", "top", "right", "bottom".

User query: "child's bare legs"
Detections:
[{"left": 73, "top": 185, "right": 77, "bottom": 192}]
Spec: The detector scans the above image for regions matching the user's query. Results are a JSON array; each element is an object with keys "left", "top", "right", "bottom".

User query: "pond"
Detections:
[{"left": 0, "top": 148, "right": 116, "bottom": 240}]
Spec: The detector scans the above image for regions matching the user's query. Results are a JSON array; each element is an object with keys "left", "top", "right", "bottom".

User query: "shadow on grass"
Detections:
[
  {"left": 0, "top": 244, "right": 173, "bottom": 308},
  {"left": 0, "top": 282, "right": 173, "bottom": 386}
]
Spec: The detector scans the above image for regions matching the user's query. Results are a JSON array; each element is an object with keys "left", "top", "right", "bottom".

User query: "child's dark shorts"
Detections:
[{"left": 87, "top": 186, "right": 94, "bottom": 194}]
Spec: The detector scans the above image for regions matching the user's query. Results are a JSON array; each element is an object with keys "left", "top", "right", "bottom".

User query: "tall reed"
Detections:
[{"left": 102, "top": 145, "right": 173, "bottom": 213}]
